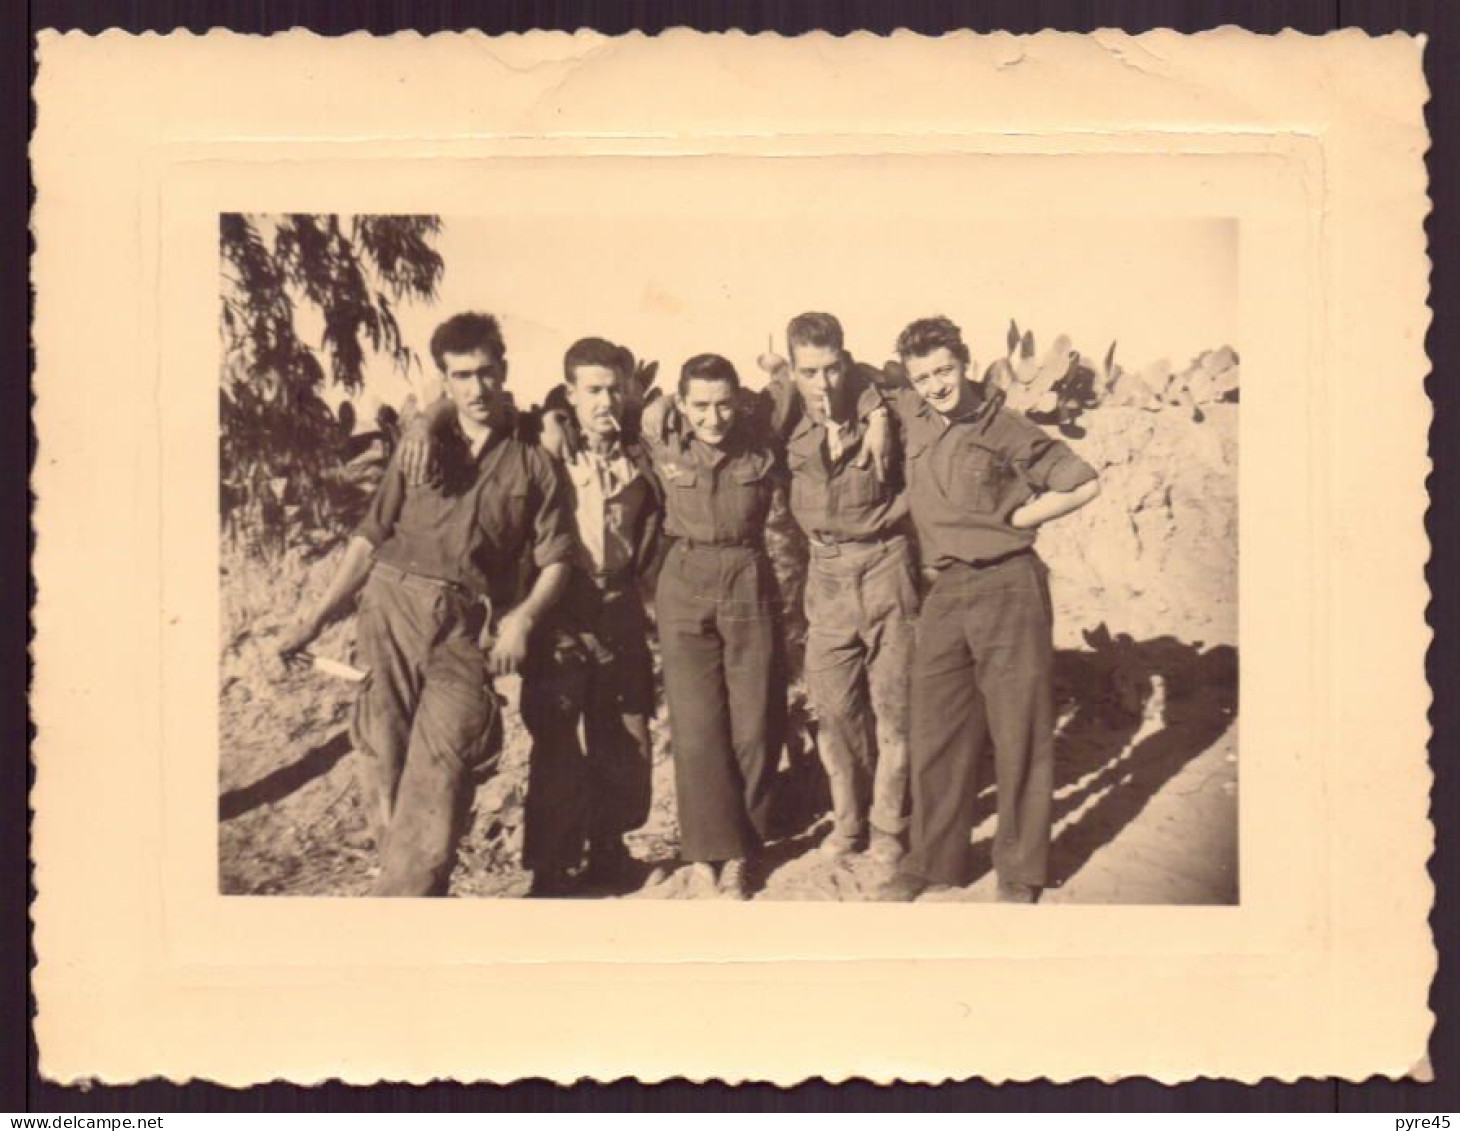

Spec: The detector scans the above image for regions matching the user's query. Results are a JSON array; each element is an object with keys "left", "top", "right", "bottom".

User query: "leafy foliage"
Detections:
[{"left": 220, "top": 214, "right": 443, "bottom": 553}]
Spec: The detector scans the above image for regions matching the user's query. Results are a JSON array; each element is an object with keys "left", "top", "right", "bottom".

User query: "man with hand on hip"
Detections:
[{"left": 879, "top": 315, "right": 1100, "bottom": 904}]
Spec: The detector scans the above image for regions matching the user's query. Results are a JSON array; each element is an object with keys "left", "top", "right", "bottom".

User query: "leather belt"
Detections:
[
  {"left": 936, "top": 547, "right": 1033, "bottom": 572},
  {"left": 808, "top": 528, "right": 905, "bottom": 560},
  {"left": 676, "top": 537, "right": 765, "bottom": 551},
  {"left": 371, "top": 560, "right": 476, "bottom": 598},
  {"left": 807, "top": 528, "right": 902, "bottom": 550}
]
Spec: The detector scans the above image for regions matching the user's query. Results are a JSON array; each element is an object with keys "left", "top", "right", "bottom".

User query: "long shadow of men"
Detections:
[
  {"left": 762, "top": 621, "right": 1238, "bottom": 895},
  {"left": 961, "top": 626, "right": 1238, "bottom": 892},
  {"left": 218, "top": 729, "right": 353, "bottom": 821}
]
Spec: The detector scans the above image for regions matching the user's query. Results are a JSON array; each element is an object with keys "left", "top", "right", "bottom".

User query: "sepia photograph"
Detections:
[
  {"left": 34, "top": 26, "right": 1432, "bottom": 1084},
  {"left": 218, "top": 198, "right": 1239, "bottom": 905}
]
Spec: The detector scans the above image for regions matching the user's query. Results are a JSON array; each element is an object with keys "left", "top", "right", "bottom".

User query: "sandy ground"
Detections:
[
  {"left": 219, "top": 591, "right": 1237, "bottom": 904},
  {"left": 219, "top": 365, "right": 1239, "bottom": 905}
]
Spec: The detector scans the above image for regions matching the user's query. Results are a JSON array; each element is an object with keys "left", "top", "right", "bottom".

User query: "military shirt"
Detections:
[
  {"left": 782, "top": 364, "right": 906, "bottom": 541},
  {"left": 784, "top": 411, "right": 908, "bottom": 540},
  {"left": 356, "top": 421, "right": 576, "bottom": 607},
  {"left": 640, "top": 398, "right": 786, "bottom": 546},
  {"left": 890, "top": 384, "right": 1096, "bottom": 567}
]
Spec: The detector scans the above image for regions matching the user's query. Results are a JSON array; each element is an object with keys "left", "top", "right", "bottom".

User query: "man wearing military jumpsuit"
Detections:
[
  {"left": 518, "top": 337, "right": 666, "bottom": 895},
  {"left": 640, "top": 354, "right": 789, "bottom": 900},
  {"left": 777, "top": 312, "right": 916, "bottom": 864},
  {"left": 879, "top": 316, "right": 1101, "bottom": 903},
  {"left": 277, "top": 312, "right": 576, "bottom": 897}
]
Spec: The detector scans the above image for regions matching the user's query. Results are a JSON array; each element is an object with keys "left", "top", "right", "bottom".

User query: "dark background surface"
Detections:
[{"left": 19, "top": 0, "right": 1456, "bottom": 1114}]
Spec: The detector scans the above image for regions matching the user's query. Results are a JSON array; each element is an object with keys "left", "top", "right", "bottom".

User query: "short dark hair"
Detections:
[
  {"left": 563, "top": 337, "right": 632, "bottom": 385},
  {"left": 786, "top": 312, "right": 845, "bottom": 360},
  {"left": 430, "top": 312, "right": 507, "bottom": 372},
  {"left": 678, "top": 353, "right": 740, "bottom": 397},
  {"left": 895, "top": 315, "right": 970, "bottom": 366}
]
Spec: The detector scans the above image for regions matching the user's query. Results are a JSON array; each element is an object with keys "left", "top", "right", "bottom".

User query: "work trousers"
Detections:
[
  {"left": 655, "top": 542, "right": 786, "bottom": 862},
  {"left": 903, "top": 552, "right": 1056, "bottom": 888},
  {"left": 520, "top": 572, "right": 656, "bottom": 876},
  {"left": 803, "top": 536, "right": 915, "bottom": 848},
  {"left": 351, "top": 564, "right": 501, "bottom": 896}
]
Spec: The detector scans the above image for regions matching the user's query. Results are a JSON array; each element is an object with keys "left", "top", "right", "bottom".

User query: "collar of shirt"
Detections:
[
  {"left": 914, "top": 382, "right": 1000, "bottom": 435},
  {"left": 676, "top": 426, "right": 749, "bottom": 470},
  {"left": 440, "top": 418, "right": 510, "bottom": 472},
  {"left": 567, "top": 440, "right": 640, "bottom": 497},
  {"left": 789, "top": 411, "right": 863, "bottom": 459}
]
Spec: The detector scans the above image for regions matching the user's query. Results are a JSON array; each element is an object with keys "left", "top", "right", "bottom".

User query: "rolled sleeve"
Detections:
[
  {"left": 352, "top": 459, "right": 405, "bottom": 548},
  {"left": 1014, "top": 420, "right": 1097, "bottom": 493},
  {"left": 526, "top": 448, "right": 577, "bottom": 569}
]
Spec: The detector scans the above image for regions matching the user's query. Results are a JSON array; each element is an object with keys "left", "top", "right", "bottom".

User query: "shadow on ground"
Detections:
[
  {"left": 220, "top": 628, "right": 1236, "bottom": 901},
  {"left": 219, "top": 729, "right": 353, "bottom": 821},
  {"left": 952, "top": 628, "right": 1238, "bottom": 893}
]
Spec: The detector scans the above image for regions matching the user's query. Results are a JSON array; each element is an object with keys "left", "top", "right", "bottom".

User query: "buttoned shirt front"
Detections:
[
  {"left": 784, "top": 409, "right": 908, "bottom": 541},
  {"left": 356, "top": 420, "right": 576, "bottom": 607},
  {"left": 641, "top": 403, "right": 785, "bottom": 546},
  {"left": 891, "top": 384, "right": 1096, "bottom": 567}
]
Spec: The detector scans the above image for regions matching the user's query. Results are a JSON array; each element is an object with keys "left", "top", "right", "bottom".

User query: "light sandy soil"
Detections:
[{"left": 220, "top": 356, "right": 1239, "bottom": 904}]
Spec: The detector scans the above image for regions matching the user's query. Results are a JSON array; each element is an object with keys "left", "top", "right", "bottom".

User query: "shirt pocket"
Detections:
[
  {"left": 479, "top": 486, "right": 529, "bottom": 550},
  {"left": 664, "top": 466, "right": 713, "bottom": 534},
  {"left": 954, "top": 438, "right": 1028, "bottom": 520},
  {"left": 723, "top": 455, "right": 776, "bottom": 533},
  {"left": 785, "top": 448, "right": 820, "bottom": 518},
  {"left": 835, "top": 458, "right": 886, "bottom": 509},
  {"left": 903, "top": 436, "right": 931, "bottom": 495}
]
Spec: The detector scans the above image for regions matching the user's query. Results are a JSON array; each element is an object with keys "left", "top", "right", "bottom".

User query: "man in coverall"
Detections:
[
  {"left": 278, "top": 311, "right": 576, "bottom": 896},
  {"left": 638, "top": 354, "right": 793, "bottom": 899}
]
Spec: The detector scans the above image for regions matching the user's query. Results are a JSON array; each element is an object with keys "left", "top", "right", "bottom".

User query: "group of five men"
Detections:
[{"left": 278, "top": 309, "right": 1100, "bottom": 902}]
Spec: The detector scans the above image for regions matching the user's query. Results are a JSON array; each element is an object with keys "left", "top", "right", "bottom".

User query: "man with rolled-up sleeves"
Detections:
[
  {"left": 277, "top": 311, "right": 575, "bottom": 897},
  {"left": 879, "top": 316, "right": 1101, "bottom": 904}
]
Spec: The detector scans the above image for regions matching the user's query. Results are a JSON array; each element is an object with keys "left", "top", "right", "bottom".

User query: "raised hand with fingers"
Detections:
[
  {"left": 856, "top": 406, "right": 892, "bottom": 483},
  {"left": 275, "top": 616, "right": 322, "bottom": 677},
  {"left": 398, "top": 411, "right": 438, "bottom": 486}
]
